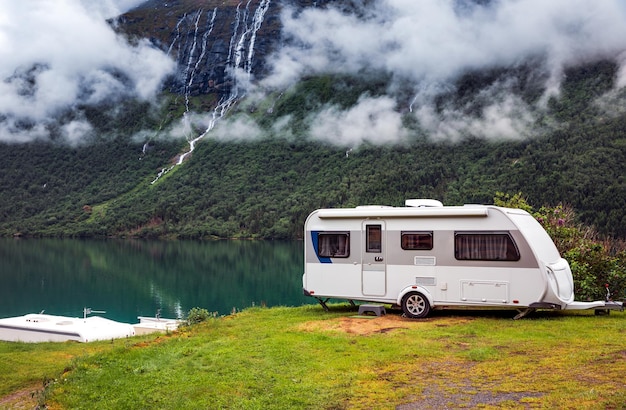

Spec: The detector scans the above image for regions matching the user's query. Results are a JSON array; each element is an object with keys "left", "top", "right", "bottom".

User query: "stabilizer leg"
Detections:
[
  {"left": 513, "top": 308, "right": 536, "bottom": 320},
  {"left": 315, "top": 297, "right": 330, "bottom": 312}
]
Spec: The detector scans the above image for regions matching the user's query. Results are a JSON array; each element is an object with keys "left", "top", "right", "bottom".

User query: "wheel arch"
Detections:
[{"left": 397, "top": 286, "right": 434, "bottom": 308}]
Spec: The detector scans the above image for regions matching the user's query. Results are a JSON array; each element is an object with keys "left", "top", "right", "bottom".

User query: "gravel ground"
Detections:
[{"left": 396, "top": 384, "right": 544, "bottom": 409}]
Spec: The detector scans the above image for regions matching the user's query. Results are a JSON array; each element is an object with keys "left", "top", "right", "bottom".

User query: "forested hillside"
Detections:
[
  {"left": 0, "top": 0, "right": 625, "bottom": 240},
  {"left": 1, "top": 63, "right": 625, "bottom": 239}
]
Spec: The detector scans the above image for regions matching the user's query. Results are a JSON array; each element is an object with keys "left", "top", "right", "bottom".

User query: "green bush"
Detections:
[{"left": 185, "top": 307, "right": 214, "bottom": 326}]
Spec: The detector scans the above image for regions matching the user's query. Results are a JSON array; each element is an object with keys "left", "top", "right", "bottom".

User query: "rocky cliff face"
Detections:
[{"left": 116, "top": 0, "right": 325, "bottom": 99}]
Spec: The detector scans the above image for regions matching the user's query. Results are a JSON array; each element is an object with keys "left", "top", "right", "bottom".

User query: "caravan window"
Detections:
[
  {"left": 366, "top": 225, "right": 382, "bottom": 253},
  {"left": 401, "top": 231, "right": 433, "bottom": 250},
  {"left": 317, "top": 232, "right": 350, "bottom": 258},
  {"left": 454, "top": 232, "right": 520, "bottom": 261}
]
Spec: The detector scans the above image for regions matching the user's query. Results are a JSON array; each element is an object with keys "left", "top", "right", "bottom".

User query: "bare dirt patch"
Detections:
[
  {"left": 0, "top": 385, "right": 40, "bottom": 410},
  {"left": 298, "top": 312, "right": 472, "bottom": 336}
]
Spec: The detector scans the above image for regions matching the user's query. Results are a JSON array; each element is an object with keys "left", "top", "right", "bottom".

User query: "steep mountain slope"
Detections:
[
  {"left": 117, "top": 0, "right": 281, "bottom": 97},
  {"left": 0, "top": 0, "right": 625, "bottom": 239}
]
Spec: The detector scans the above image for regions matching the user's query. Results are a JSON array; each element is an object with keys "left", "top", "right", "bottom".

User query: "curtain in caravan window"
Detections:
[
  {"left": 366, "top": 225, "right": 382, "bottom": 253},
  {"left": 401, "top": 232, "right": 433, "bottom": 250},
  {"left": 455, "top": 233, "right": 519, "bottom": 261},
  {"left": 318, "top": 233, "right": 350, "bottom": 258}
]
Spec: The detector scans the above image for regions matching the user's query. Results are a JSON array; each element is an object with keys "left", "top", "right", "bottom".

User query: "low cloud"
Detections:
[
  {"left": 81, "top": 0, "right": 146, "bottom": 19},
  {"left": 5, "top": 0, "right": 626, "bottom": 146},
  {"left": 260, "top": 0, "right": 626, "bottom": 143},
  {"left": 212, "top": 115, "right": 264, "bottom": 142},
  {"left": 415, "top": 94, "right": 536, "bottom": 142},
  {"left": 308, "top": 96, "right": 407, "bottom": 145},
  {"left": 166, "top": 111, "right": 263, "bottom": 143},
  {"left": 269, "top": 0, "right": 626, "bottom": 88},
  {"left": 0, "top": 0, "right": 174, "bottom": 143}
]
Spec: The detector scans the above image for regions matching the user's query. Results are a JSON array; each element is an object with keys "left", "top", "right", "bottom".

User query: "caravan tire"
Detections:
[{"left": 401, "top": 292, "right": 431, "bottom": 318}]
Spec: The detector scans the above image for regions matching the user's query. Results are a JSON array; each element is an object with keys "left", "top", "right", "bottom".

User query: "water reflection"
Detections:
[{"left": 0, "top": 238, "right": 308, "bottom": 323}]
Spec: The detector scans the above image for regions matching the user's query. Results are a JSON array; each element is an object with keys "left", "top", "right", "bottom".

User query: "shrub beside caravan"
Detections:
[{"left": 302, "top": 199, "right": 623, "bottom": 318}]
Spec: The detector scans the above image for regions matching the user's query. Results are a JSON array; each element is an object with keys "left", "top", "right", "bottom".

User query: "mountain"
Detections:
[
  {"left": 117, "top": 0, "right": 280, "bottom": 98},
  {"left": 0, "top": 0, "right": 625, "bottom": 239}
]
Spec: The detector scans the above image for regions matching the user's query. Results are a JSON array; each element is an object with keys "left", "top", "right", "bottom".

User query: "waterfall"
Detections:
[
  {"left": 190, "top": 8, "right": 218, "bottom": 91},
  {"left": 167, "top": 13, "right": 186, "bottom": 57},
  {"left": 246, "top": 0, "right": 271, "bottom": 77},
  {"left": 151, "top": 1, "right": 272, "bottom": 184},
  {"left": 183, "top": 9, "right": 204, "bottom": 113}
]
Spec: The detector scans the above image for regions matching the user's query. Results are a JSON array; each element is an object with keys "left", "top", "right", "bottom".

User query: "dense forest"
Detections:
[
  {"left": 0, "top": 59, "right": 625, "bottom": 240},
  {"left": 1, "top": 0, "right": 625, "bottom": 242}
]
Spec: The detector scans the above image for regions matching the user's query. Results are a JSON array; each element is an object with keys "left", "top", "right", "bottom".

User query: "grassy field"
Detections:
[{"left": 1, "top": 305, "right": 625, "bottom": 409}]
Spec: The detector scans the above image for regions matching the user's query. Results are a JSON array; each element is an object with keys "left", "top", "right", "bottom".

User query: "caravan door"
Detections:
[{"left": 362, "top": 222, "right": 387, "bottom": 296}]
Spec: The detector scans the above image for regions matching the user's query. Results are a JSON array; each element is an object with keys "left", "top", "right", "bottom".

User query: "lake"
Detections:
[{"left": 0, "top": 238, "right": 310, "bottom": 324}]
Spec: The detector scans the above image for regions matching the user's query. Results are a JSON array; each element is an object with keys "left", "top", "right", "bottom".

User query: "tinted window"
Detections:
[
  {"left": 455, "top": 232, "right": 520, "bottom": 261},
  {"left": 317, "top": 233, "right": 350, "bottom": 258},
  {"left": 401, "top": 232, "right": 433, "bottom": 250},
  {"left": 366, "top": 225, "right": 382, "bottom": 253}
]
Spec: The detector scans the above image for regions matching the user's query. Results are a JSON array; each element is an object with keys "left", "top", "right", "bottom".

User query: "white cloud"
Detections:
[
  {"left": 261, "top": 0, "right": 626, "bottom": 142},
  {"left": 165, "top": 111, "right": 263, "bottom": 143},
  {"left": 308, "top": 96, "right": 407, "bottom": 146},
  {"left": 415, "top": 94, "right": 535, "bottom": 142},
  {"left": 61, "top": 119, "right": 94, "bottom": 145},
  {"left": 79, "top": 0, "right": 146, "bottom": 19},
  {"left": 268, "top": 0, "right": 626, "bottom": 88},
  {"left": 0, "top": 0, "right": 175, "bottom": 142},
  {"left": 212, "top": 115, "right": 263, "bottom": 142},
  {"left": 4, "top": 0, "right": 626, "bottom": 146},
  {"left": 616, "top": 51, "right": 626, "bottom": 89}
]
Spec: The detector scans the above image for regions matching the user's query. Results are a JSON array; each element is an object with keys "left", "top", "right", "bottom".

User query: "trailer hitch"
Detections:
[{"left": 594, "top": 284, "right": 624, "bottom": 315}]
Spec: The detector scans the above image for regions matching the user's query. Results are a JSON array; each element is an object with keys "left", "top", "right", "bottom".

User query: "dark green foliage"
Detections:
[
  {"left": 0, "top": 135, "right": 180, "bottom": 238},
  {"left": 185, "top": 307, "right": 215, "bottom": 325},
  {"left": 548, "top": 60, "right": 617, "bottom": 120},
  {"left": 0, "top": 60, "right": 625, "bottom": 240}
]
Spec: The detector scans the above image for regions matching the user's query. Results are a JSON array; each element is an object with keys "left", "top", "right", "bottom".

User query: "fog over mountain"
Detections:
[
  {"left": 2, "top": 0, "right": 626, "bottom": 145},
  {"left": 244, "top": 0, "right": 626, "bottom": 143},
  {"left": 0, "top": 0, "right": 173, "bottom": 143}
]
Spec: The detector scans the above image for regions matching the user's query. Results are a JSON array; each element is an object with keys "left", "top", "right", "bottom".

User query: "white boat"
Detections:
[
  {"left": 133, "top": 316, "right": 181, "bottom": 335},
  {"left": 0, "top": 313, "right": 136, "bottom": 343}
]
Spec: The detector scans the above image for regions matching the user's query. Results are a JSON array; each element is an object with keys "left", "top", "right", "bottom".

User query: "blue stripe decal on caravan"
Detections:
[{"left": 311, "top": 231, "right": 332, "bottom": 263}]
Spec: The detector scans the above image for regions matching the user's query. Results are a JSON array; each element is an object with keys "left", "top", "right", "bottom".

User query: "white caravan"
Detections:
[{"left": 302, "top": 199, "right": 623, "bottom": 318}]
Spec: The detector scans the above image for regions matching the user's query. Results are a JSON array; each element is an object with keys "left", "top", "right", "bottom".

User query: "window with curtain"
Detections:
[
  {"left": 401, "top": 231, "right": 433, "bottom": 250},
  {"left": 317, "top": 232, "right": 350, "bottom": 258},
  {"left": 454, "top": 232, "right": 520, "bottom": 261},
  {"left": 366, "top": 225, "right": 382, "bottom": 253}
]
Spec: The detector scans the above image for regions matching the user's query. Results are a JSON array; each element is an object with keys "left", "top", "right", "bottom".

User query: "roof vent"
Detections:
[{"left": 405, "top": 199, "right": 444, "bottom": 208}]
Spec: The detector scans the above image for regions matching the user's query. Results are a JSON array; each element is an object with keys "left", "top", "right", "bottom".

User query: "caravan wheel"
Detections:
[{"left": 401, "top": 292, "right": 431, "bottom": 318}]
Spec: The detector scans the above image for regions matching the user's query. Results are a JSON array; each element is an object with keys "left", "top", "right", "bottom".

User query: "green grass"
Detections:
[{"left": 1, "top": 305, "right": 625, "bottom": 409}]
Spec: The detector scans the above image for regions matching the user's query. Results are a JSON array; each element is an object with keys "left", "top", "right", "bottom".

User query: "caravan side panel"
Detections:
[
  {"left": 304, "top": 212, "right": 363, "bottom": 299},
  {"left": 382, "top": 211, "right": 547, "bottom": 308},
  {"left": 302, "top": 204, "right": 574, "bottom": 313}
]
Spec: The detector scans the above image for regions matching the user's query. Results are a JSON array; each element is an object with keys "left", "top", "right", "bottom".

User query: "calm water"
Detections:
[{"left": 0, "top": 238, "right": 310, "bottom": 323}]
